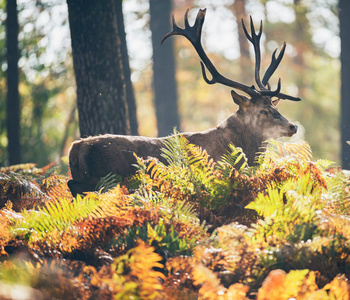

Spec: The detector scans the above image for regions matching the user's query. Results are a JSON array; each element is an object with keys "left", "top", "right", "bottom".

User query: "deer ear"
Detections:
[
  {"left": 272, "top": 99, "right": 281, "bottom": 106},
  {"left": 231, "top": 90, "right": 246, "bottom": 106}
]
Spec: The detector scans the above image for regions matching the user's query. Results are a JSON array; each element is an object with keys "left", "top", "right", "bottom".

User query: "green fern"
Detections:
[
  {"left": 132, "top": 185, "right": 199, "bottom": 227},
  {"left": 161, "top": 129, "right": 202, "bottom": 167},
  {"left": 315, "top": 159, "right": 335, "bottom": 170},
  {"left": 247, "top": 175, "right": 324, "bottom": 244},
  {"left": 95, "top": 172, "right": 121, "bottom": 193},
  {"left": 324, "top": 168, "right": 350, "bottom": 216},
  {"left": 171, "top": 199, "right": 197, "bottom": 223},
  {"left": 159, "top": 132, "right": 213, "bottom": 198},
  {"left": 134, "top": 132, "right": 237, "bottom": 210},
  {"left": 245, "top": 186, "right": 284, "bottom": 218},
  {"left": 114, "top": 219, "right": 196, "bottom": 257},
  {"left": 257, "top": 139, "right": 313, "bottom": 170},
  {"left": 10, "top": 195, "right": 100, "bottom": 240},
  {"left": 218, "top": 143, "right": 248, "bottom": 173}
]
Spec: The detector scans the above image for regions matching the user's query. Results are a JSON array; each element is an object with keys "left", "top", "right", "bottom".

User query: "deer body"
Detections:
[
  {"left": 68, "top": 97, "right": 297, "bottom": 197},
  {"left": 68, "top": 9, "right": 300, "bottom": 197}
]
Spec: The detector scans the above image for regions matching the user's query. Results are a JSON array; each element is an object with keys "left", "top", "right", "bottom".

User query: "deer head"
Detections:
[{"left": 161, "top": 9, "right": 299, "bottom": 143}]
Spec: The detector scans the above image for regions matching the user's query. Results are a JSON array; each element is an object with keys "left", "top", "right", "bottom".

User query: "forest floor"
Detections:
[{"left": 0, "top": 137, "right": 349, "bottom": 299}]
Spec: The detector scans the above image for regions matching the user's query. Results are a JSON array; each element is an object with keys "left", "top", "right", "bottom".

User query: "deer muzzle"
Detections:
[{"left": 286, "top": 123, "right": 298, "bottom": 137}]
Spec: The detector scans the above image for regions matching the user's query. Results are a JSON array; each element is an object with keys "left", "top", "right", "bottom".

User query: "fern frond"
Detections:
[
  {"left": 10, "top": 195, "right": 100, "bottom": 240},
  {"left": 116, "top": 219, "right": 196, "bottom": 257},
  {"left": 88, "top": 185, "right": 133, "bottom": 219},
  {"left": 245, "top": 186, "right": 284, "bottom": 218},
  {"left": 161, "top": 130, "right": 190, "bottom": 167},
  {"left": 324, "top": 168, "right": 350, "bottom": 216},
  {"left": 218, "top": 144, "right": 248, "bottom": 172},
  {"left": 95, "top": 172, "right": 121, "bottom": 193},
  {"left": 316, "top": 159, "right": 335, "bottom": 170},
  {"left": 260, "top": 140, "right": 313, "bottom": 169},
  {"left": 171, "top": 200, "right": 197, "bottom": 223},
  {"left": 133, "top": 187, "right": 166, "bottom": 206},
  {"left": 111, "top": 241, "right": 165, "bottom": 299},
  {"left": 247, "top": 175, "right": 324, "bottom": 245}
]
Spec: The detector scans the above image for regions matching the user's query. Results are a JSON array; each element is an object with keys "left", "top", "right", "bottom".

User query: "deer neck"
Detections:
[{"left": 218, "top": 113, "right": 264, "bottom": 165}]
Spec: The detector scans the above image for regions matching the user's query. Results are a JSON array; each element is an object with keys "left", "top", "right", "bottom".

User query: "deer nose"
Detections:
[{"left": 289, "top": 124, "right": 298, "bottom": 133}]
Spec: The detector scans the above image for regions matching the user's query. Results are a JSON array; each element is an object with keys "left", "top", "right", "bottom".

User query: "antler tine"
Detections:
[
  {"left": 263, "top": 78, "right": 301, "bottom": 101},
  {"left": 161, "top": 15, "right": 182, "bottom": 45},
  {"left": 276, "top": 92, "right": 301, "bottom": 101},
  {"left": 162, "top": 9, "right": 260, "bottom": 98},
  {"left": 161, "top": 8, "right": 205, "bottom": 47},
  {"left": 242, "top": 17, "right": 265, "bottom": 90},
  {"left": 242, "top": 16, "right": 283, "bottom": 97},
  {"left": 262, "top": 42, "right": 286, "bottom": 86},
  {"left": 261, "top": 78, "right": 281, "bottom": 97}
]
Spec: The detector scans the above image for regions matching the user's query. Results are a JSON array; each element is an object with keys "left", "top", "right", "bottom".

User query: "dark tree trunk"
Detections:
[
  {"left": 67, "top": 0, "right": 129, "bottom": 138},
  {"left": 116, "top": 0, "right": 138, "bottom": 135},
  {"left": 340, "top": 0, "right": 350, "bottom": 169},
  {"left": 6, "top": 0, "right": 21, "bottom": 164},
  {"left": 149, "top": 0, "right": 180, "bottom": 137}
]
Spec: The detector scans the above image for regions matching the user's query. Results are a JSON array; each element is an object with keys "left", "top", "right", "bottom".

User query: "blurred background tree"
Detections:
[
  {"left": 0, "top": 0, "right": 341, "bottom": 168},
  {"left": 117, "top": 0, "right": 139, "bottom": 136},
  {"left": 339, "top": 0, "right": 350, "bottom": 169},
  {"left": 6, "top": 0, "right": 21, "bottom": 165},
  {"left": 0, "top": 0, "right": 77, "bottom": 167},
  {"left": 150, "top": 0, "right": 180, "bottom": 136}
]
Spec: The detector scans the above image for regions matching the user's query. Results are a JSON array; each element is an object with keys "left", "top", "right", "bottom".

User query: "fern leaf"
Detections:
[
  {"left": 316, "top": 159, "right": 335, "bottom": 170},
  {"left": 218, "top": 144, "right": 248, "bottom": 172},
  {"left": 10, "top": 196, "right": 100, "bottom": 240},
  {"left": 95, "top": 173, "right": 120, "bottom": 193},
  {"left": 245, "top": 187, "right": 284, "bottom": 217}
]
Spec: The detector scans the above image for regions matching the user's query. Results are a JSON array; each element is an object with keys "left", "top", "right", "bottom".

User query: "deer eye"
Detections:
[{"left": 260, "top": 110, "right": 268, "bottom": 116}]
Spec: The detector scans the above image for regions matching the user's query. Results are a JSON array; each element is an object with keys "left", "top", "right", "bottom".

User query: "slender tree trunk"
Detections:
[
  {"left": 149, "top": 0, "right": 180, "bottom": 137},
  {"left": 231, "top": 0, "right": 251, "bottom": 83},
  {"left": 116, "top": 0, "right": 138, "bottom": 135},
  {"left": 293, "top": 1, "right": 308, "bottom": 97},
  {"left": 67, "top": 0, "right": 129, "bottom": 138},
  {"left": 340, "top": 0, "right": 350, "bottom": 169},
  {"left": 6, "top": 0, "right": 21, "bottom": 164}
]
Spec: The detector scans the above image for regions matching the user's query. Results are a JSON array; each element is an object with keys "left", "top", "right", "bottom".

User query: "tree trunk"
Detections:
[
  {"left": 67, "top": 0, "right": 129, "bottom": 138},
  {"left": 231, "top": 0, "right": 251, "bottom": 83},
  {"left": 116, "top": 0, "right": 138, "bottom": 135},
  {"left": 292, "top": 1, "right": 308, "bottom": 98},
  {"left": 6, "top": 0, "right": 21, "bottom": 164},
  {"left": 340, "top": 0, "right": 350, "bottom": 169},
  {"left": 149, "top": 0, "right": 180, "bottom": 137}
]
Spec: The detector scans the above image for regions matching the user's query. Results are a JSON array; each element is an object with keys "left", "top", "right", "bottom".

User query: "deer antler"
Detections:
[
  {"left": 241, "top": 17, "right": 267, "bottom": 91},
  {"left": 162, "top": 9, "right": 300, "bottom": 101},
  {"left": 161, "top": 9, "right": 260, "bottom": 98},
  {"left": 262, "top": 42, "right": 286, "bottom": 86},
  {"left": 242, "top": 17, "right": 300, "bottom": 101}
]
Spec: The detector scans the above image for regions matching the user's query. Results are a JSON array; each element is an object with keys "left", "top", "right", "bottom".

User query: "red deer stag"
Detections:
[{"left": 68, "top": 9, "right": 300, "bottom": 197}]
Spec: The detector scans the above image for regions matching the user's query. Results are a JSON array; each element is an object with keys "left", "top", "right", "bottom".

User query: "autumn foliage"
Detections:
[{"left": 0, "top": 135, "right": 349, "bottom": 299}]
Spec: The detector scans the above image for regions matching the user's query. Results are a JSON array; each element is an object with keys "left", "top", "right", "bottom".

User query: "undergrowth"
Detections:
[{"left": 0, "top": 134, "right": 349, "bottom": 299}]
